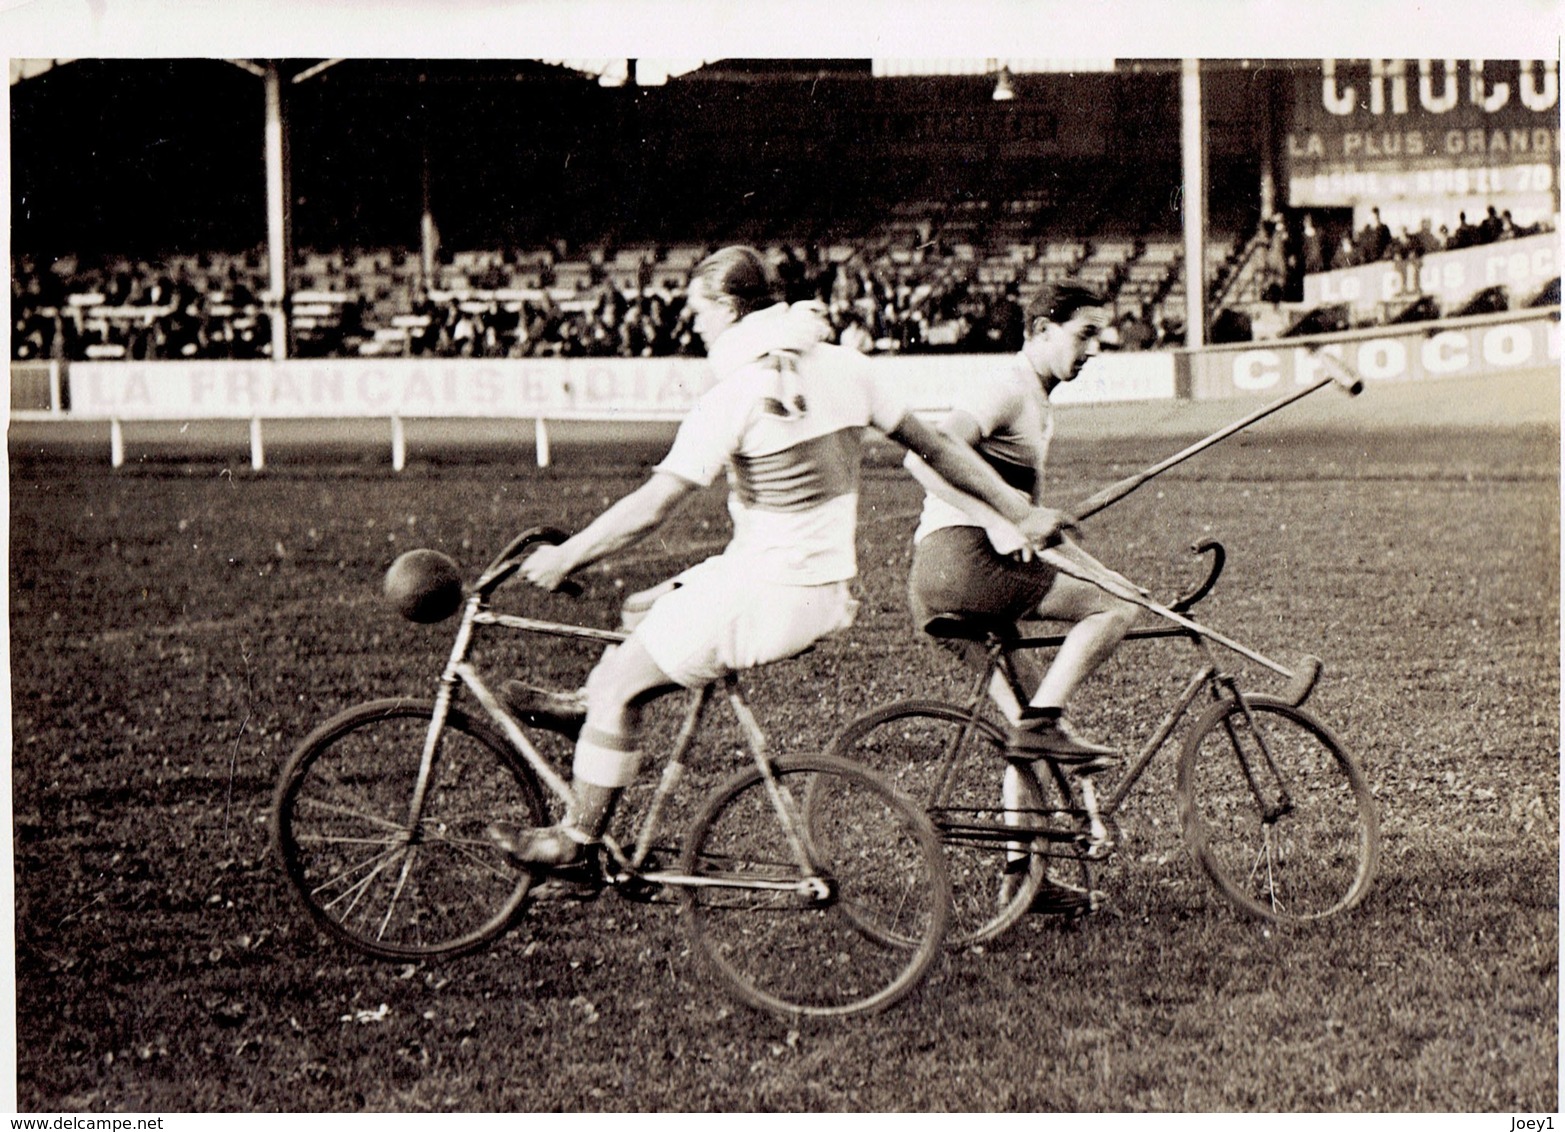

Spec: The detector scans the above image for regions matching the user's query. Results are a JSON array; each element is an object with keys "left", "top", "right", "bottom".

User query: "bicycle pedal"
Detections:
[
  {"left": 1026, "top": 881, "right": 1095, "bottom": 917},
  {"left": 607, "top": 866, "right": 663, "bottom": 904},
  {"left": 532, "top": 854, "right": 605, "bottom": 888},
  {"left": 529, "top": 875, "right": 605, "bottom": 903},
  {"left": 1083, "top": 837, "right": 1117, "bottom": 861}
]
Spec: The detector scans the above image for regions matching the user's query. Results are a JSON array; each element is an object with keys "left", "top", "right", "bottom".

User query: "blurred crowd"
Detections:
[
  {"left": 1320, "top": 203, "right": 1549, "bottom": 273},
  {"left": 1239, "top": 203, "right": 1555, "bottom": 308},
  {"left": 12, "top": 244, "right": 1183, "bottom": 363},
  {"left": 18, "top": 201, "right": 1552, "bottom": 364},
  {"left": 12, "top": 256, "right": 274, "bottom": 363}
]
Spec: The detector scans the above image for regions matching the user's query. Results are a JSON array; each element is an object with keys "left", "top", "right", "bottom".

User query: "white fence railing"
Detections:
[
  {"left": 16, "top": 307, "right": 1559, "bottom": 470},
  {"left": 46, "top": 352, "right": 1178, "bottom": 470}
]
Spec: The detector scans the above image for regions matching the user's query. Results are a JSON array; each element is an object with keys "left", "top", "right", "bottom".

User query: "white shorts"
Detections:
[{"left": 634, "top": 558, "right": 860, "bottom": 688}]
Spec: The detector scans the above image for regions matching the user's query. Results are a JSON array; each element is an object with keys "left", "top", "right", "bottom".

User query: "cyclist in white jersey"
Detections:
[{"left": 489, "top": 246, "right": 1077, "bottom": 868}]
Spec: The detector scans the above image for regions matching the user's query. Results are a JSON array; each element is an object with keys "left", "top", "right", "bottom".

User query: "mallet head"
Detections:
[{"left": 1304, "top": 344, "right": 1365, "bottom": 396}]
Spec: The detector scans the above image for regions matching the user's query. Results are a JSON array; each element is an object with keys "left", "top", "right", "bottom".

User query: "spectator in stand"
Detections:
[
  {"left": 1116, "top": 306, "right": 1155, "bottom": 351},
  {"left": 1478, "top": 205, "right": 1504, "bottom": 245},
  {"left": 1300, "top": 213, "right": 1325, "bottom": 275},
  {"left": 776, "top": 246, "right": 811, "bottom": 304},
  {"left": 1154, "top": 314, "right": 1184, "bottom": 348},
  {"left": 1357, "top": 207, "right": 1392, "bottom": 263},
  {"left": 1388, "top": 228, "right": 1417, "bottom": 264},
  {"left": 1260, "top": 214, "right": 1289, "bottom": 301},
  {"left": 983, "top": 286, "right": 1026, "bottom": 353},
  {"left": 12, "top": 308, "right": 55, "bottom": 361},
  {"left": 1450, "top": 211, "right": 1480, "bottom": 249},
  {"left": 1331, "top": 234, "right": 1357, "bottom": 270},
  {"left": 836, "top": 310, "right": 876, "bottom": 354},
  {"left": 1497, "top": 210, "right": 1520, "bottom": 240}
]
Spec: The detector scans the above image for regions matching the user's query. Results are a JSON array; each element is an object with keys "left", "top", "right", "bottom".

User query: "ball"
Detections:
[{"left": 383, "top": 549, "right": 464, "bottom": 623}]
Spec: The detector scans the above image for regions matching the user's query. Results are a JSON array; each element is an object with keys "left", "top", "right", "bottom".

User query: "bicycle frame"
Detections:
[
  {"left": 936, "top": 538, "right": 1313, "bottom": 842},
  {"left": 412, "top": 579, "right": 825, "bottom": 898},
  {"left": 988, "top": 624, "right": 1234, "bottom": 822}
]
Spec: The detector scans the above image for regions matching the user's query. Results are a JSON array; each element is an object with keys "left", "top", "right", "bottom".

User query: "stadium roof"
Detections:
[
  {"left": 546, "top": 58, "right": 1122, "bottom": 84},
  {"left": 9, "top": 58, "right": 74, "bottom": 84},
  {"left": 8, "top": 56, "right": 1122, "bottom": 89}
]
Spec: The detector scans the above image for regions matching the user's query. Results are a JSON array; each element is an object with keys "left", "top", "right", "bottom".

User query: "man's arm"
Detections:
[
  {"left": 521, "top": 471, "right": 696, "bottom": 590},
  {"left": 903, "top": 450, "right": 1029, "bottom": 554},
  {"left": 888, "top": 413, "right": 1074, "bottom": 548}
]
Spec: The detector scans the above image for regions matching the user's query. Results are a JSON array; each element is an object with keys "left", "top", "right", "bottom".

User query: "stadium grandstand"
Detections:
[{"left": 11, "top": 57, "right": 1559, "bottom": 368}]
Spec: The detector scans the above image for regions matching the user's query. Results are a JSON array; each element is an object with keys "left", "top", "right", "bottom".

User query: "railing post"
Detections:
[
  {"left": 535, "top": 415, "right": 551, "bottom": 468},
  {"left": 391, "top": 413, "right": 407, "bottom": 471},
  {"left": 250, "top": 417, "right": 266, "bottom": 471},
  {"left": 110, "top": 418, "right": 124, "bottom": 468}
]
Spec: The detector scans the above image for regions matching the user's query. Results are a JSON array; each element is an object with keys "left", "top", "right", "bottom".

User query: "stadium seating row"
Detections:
[{"left": 13, "top": 228, "right": 1204, "bottom": 363}]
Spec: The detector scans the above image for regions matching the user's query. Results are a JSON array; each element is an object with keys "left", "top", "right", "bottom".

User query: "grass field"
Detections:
[{"left": 7, "top": 369, "right": 1560, "bottom": 1112}]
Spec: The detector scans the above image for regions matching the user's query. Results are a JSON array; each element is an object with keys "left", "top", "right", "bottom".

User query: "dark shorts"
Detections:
[{"left": 908, "top": 524, "right": 1059, "bottom": 633}]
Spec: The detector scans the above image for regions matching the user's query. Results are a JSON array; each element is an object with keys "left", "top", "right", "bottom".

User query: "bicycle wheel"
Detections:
[
  {"left": 1176, "top": 694, "right": 1379, "bottom": 922},
  {"left": 828, "top": 700, "right": 1090, "bottom": 947},
  {"left": 273, "top": 698, "right": 551, "bottom": 959},
  {"left": 679, "top": 753, "right": 951, "bottom": 1019}
]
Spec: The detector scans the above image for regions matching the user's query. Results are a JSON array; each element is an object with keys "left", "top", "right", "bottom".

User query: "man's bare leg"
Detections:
[{"left": 490, "top": 637, "right": 678, "bottom": 866}]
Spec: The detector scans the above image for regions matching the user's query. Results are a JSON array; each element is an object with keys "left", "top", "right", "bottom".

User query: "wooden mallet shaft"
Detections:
[{"left": 1066, "top": 349, "right": 1362, "bottom": 524}]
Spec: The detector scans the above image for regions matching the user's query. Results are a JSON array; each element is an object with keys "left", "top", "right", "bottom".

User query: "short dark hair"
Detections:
[
  {"left": 1024, "top": 281, "right": 1105, "bottom": 328},
  {"left": 689, "top": 246, "right": 779, "bottom": 319}
]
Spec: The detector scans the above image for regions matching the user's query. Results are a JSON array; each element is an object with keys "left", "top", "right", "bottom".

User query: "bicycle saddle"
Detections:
[{"left": 921, "top": 612, "right": 1018, "bottom": 643}]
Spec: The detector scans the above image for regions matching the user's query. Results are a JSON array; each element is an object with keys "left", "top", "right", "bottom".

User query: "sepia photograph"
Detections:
[{"left": 4, "top": 0, "right": 1559, "bottom": 1116}]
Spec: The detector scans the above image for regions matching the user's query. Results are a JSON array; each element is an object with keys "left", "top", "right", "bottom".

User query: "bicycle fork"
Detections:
[{"left": 1216, "top": 676, "right": 1296, "bottom": 824}]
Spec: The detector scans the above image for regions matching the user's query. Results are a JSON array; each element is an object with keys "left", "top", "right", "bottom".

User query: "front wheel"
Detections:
[
  {"left": 273, "top": 698, "right": 551, "bottom": 959},
  {"left": 1176, "top": 695, "right": 1379, "bottom": 922},
  {"left": 679, "top": 754, "right": 951, "bottom": 1019}
]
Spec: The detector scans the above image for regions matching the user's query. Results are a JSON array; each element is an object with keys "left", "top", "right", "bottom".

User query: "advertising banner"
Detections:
[
  {"left": 68, "top": 357, "right": 718, "bottom": 421},
  {"left": 68, "top": 352, "right": 1177, "bottom": 422},
  {"left": 1302, "top": 232, "right": 1559, "bottom": 316},
  {"left": 1284, "top": 59, "right": 1560, "bottom": 215},
  {"left": 1184, "top": 310, "right": 1561, "bottom": 400}
]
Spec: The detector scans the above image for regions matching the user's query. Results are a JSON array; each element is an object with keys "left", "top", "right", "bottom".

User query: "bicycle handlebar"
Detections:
[
  {"left": 1169, "top": 539, "right": 1226, "bottom": 614},
  {"left": 474, "top": 526, "right": 584, "bottom": 599}
]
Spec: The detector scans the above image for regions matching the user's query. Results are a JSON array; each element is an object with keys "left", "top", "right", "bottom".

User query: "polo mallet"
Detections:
[
  {"left": 1065, "top": 347, "right": 1364, "bottom": 524},
  {"left": 1038, "top": 547, "right": 1322, "bottom": 705}
]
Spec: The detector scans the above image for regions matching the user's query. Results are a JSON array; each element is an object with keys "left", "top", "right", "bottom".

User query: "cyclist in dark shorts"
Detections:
[{"left": 907, "top": 281, "right": 1140, "bottom": 762}]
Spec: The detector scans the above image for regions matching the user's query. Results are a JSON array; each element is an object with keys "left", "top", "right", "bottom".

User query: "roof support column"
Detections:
[
  {"left": 1181, "top": 58, "right": 1207, "bottom": 349},
  {"left": 264, "top": 60, "right": 292, "bottom": 361}
]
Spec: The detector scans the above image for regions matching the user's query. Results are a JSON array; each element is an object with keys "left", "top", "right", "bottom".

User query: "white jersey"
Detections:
[
  {"left": 913, "top": 352, "right": 1053, "bottom": 544},
  {"left": 656, "top": 302, "right": 911, "bottom": 585}
]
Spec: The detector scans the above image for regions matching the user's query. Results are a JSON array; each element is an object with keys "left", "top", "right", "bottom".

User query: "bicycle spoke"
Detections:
[
  {"left": 316, "top": 844, "right": 407, "bottom": 918},
  {"left": 1178, "top": 697, "right": 1379, "bottom": 922},
  {"left": 292, "top": 793, "right": 409, "bottom": 835},
  {"left": 274, "top": 701, "right": 548, "bottom": 959}
]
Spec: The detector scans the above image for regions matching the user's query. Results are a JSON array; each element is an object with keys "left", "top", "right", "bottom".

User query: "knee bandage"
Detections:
[{"left": 572, "top": 726, "right": 645, "bottom": 788}]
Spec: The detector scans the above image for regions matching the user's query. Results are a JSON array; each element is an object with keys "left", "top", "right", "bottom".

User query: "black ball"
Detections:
[{"left": 384, "top": 549, "right": 464, "bottom": 623}]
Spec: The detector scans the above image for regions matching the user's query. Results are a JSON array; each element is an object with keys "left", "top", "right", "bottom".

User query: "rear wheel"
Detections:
[
  {"left": 680, "top": 754, "right": 950, "bottom": 1019},
  {"left": 1177, "top": 695, "right": 1379, "bottom": 922},
  {"left": 827, "top": 700, "right": 1091, "bottom": 948},
  {"left": 273, "top": 698, "right": 550, "bottom": 959}
]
